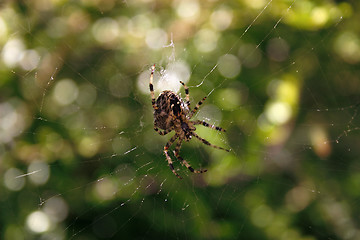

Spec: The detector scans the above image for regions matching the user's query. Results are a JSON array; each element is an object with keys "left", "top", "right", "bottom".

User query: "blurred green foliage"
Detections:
[{"left": 1, "top": 0, "right": 360, "bottom": 239}]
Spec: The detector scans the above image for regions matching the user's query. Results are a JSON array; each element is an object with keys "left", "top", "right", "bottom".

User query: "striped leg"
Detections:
[
  {"left": 179, "top": 81, "right": 190, "bottom": 108},
  {"left": 192, "top": 120, "right": 226, "bottom": 132},
  {"left": 154, "top": 126, "right": 172, "bottom": 136},
  {"left": 188, "top": 96, "right": 207, "bottom": 118},
  {"left": 164, "top": 134, "right": 182, "bottom": 179},
  {"left": 173, "top": 139, "right": 207, "bottom": 174},
  {"left": 149, "top": 64, "right": 157, "bottom": 110},
  {"left": 192, "top": 132, "right": 229, "bottom": 152}
]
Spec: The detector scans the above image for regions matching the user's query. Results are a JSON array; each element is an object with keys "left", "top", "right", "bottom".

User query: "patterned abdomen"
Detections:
[{"left": 154, "top": 90, "right": 188, "bottom": 130}]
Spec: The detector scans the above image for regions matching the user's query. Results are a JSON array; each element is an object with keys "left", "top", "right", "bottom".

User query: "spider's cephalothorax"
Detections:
[{"left": 149, "top": 64, "right": 229, "bottom": 179}]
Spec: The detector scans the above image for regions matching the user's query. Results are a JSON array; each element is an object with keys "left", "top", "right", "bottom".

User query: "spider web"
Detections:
[{"left": 1, "top": 0, "right": 360, "bottom": 239}]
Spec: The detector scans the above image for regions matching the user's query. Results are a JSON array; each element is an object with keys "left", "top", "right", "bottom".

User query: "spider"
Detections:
[{"left": 149, "top": 64, "right": 229, "bottom": 179}]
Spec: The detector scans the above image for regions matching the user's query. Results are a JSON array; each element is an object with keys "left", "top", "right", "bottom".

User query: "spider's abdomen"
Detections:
[{"left": 154, "top": 90, "right": 188, "bottom": 130}]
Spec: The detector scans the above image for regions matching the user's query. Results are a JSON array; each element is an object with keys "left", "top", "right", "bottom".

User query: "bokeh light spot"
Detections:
[
  {"left": 244, "top": 0, "right": 267, "bottom": 9},
  {"left": 265, "top": 101, "right": 292, "bottom": 125},
  {"left": 175, "top": 0, "right": 200, "bottom": 19},
  {"left": 251, "top": 205, "right": 274, "bottom": 228},
  {"left": 1, "top": 38, "right": 25, "bottom": 67},
  {"left": 19, "top": 49, "right": 40, "bottom": 71},
  {"left": 0, "top": 101, "right": 26, "bottom": 143},
  {"left": 266, "top": 38, "right": 289, "bottom": 62},
  {"left": 217, "top": 54, "right": 241, "bottom": 79},
  {"left": 311, "top": 7, "right": 329, "bottom": 27},
  {"left": 46, "top": 17, "right": 67, "bottom": 38},
  {"left": 4, "top": 168, "right": 26, "bottom": 191},
  {"left": 138, "top": 62, "right": 191, "bottom": 95},
  {"left": 238, "top": 44, "right": 262, "bottom": 68},
  {"left": 0, "top": 17, "right": 9, "bottom": 44},
  {"left": 286, "top": 186, "right": 312, "bottom": 212},
  {"left": 210, "top": 7, "right": 233, "bottom": 31},
  {"left": 160, "top": 61, "right": 191, "bottom": 90},
  {"left": 309, "top": 125, "right": 331, "bottom": 158},
  {"left": 94, "top": 177, "right": 117, "bottom": 201},
  {"left": 26, "top": 211, "right": 51, "bottom": 233},
  {"left": 216, "top": 88, "right": 241, "bottom": 110},
  {"left": 194, "top": 28, "right": 219, "bottom": 53},
  {"left": 77, "top": 84, "right": 97, "bottom": 108},
  {"left": 43, "top": 196, "right": 69, "bottom": 223},
  {"left": 78, "top": 136, "right": 100, "bottom": 158},
  {"left": 92, "top": 18, "right": 120, "bottom": 45},
  {"left": 128, "top": 14, "right": 151, "bottom": 38},
  {"left": 53, "top": 79, "right": 79, "bottom": 106},
  {"left": 196, "top": 104, "right": 223, "bottom": 124},
  {"left": 334, "top": 31, "right": 360, "bottom": 64},
  {"left": 145, "top": 28, "right": 168, "bottom": 50},
  {"left": 27, "top": 161, "right": 50, "bottom": 185}
]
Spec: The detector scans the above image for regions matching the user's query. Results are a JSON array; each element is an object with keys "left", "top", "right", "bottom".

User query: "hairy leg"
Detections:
[
  {"left": 179, "top": 81, "right": 190, "bottom": 108},
  {"left": 192, "top": 132, "right": 229, "bottom": 152},
  {"left": 164, "top": 134, "right": 182, "bottom": 179},
  {"left": 173, "top": 139, "right": 207, "bottom": 174},
  {"left": 188, "top": 96, "right": 207, "bottom": 119},
  {"left": 192, "top": 120, "right": 226, "bottom": 132},
  {"left": 149, "top": 64, "right": 157, "bottom": 110}
]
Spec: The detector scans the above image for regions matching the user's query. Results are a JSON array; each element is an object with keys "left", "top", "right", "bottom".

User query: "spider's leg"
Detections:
[
  {"left": 192, "top": 132, "right": 230, "bottom": 152},
  {"left": 179, "top": 81, "right": 190, "bottom": 108},
  {"left": 188, "top": 96, "right": 207, "bottom": 119},
  {"left": 192, "top": 120, "right": 226, "bottom": 132},
  {"left": 173, "top": 139, "right": 207, "bottom": 174},
  {"left": 154, "top": 126, "right": 171, "bottom": 136},
  {"left": 164, "top": 134, "right": 182, "bottom": 179},
  {"left": 149, "top": 64, "right": 158, "bottom": 110}
]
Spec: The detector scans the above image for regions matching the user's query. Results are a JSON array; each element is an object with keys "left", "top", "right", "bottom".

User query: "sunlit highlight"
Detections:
[
  {"left": 1, "top": 38, "right": 25, "bottom": 67},
  {"left": 311, "top": 7, "right": 329, "bottom": 26},
  {"left": 26, "top": 211, "right": 51, "bottom": 233},
  {"left": 137, "top": 61, "right": 191, "bottom": 95},
  {"left": 265, "top": 101, "right": 292, "bottom": 125}
]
